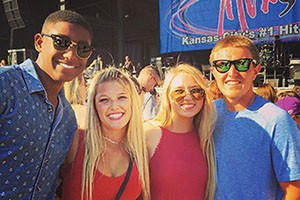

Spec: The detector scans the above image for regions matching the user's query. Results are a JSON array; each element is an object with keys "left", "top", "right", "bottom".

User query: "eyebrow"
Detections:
[{"left": 173, "top": 85, "right": 200, "bottom": 89}]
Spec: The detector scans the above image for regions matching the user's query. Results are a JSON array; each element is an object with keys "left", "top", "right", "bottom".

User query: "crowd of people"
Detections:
[{"left": 0, "top": 9, "right": 299, "bottom": 200}]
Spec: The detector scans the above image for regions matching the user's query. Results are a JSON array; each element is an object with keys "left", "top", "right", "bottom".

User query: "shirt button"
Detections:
[
  {"left": 48, "top": 108, "right": 53, "bottom": 113},
  {"left": 36, "top": 185, "right": 41, "bottom": 191},
  {"left": 44, "top": 159, "right": 48, "bottom": 163}
]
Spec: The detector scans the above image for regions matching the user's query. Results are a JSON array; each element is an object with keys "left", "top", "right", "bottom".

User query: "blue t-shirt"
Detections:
[
  {"left": 0, "top": 59, "right": 77, "bottom": 199},
  {"left": 214, "top": 96, "right": 300, "bottom": 200}
]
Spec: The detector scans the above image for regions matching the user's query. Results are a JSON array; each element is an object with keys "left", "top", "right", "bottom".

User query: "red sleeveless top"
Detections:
[
  {"left": 149, "top": 128, "right": 208, "bottom": 200},
  {"left": 61, "top": 132, "right": 142, "bottom": 200}
]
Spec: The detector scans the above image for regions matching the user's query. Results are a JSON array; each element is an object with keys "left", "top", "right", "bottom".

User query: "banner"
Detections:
[{"left": 160, "top": 0, "right": 300, "bottom": 53}]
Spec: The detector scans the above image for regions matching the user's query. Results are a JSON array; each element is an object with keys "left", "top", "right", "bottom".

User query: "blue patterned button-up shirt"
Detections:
[{"left": 0, "top": 59, "right": 77, "bottom": 200}]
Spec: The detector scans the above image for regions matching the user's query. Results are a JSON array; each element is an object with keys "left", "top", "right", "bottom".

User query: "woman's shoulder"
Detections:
[
  {"left": 144, "top": 120, "right": 161, "bottom": 132},
  {"left": 144, "top": 120, "right": 162, "bottom": 159}
]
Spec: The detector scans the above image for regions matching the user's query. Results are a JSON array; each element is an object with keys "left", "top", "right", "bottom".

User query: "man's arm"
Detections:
[{"left": 279, "top": 179, "right": 300, "bottom": 200}]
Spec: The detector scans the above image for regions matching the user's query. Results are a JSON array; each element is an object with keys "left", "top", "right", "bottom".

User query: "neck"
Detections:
[
  {"left": 103, "top": 136, "right": 125, "bottom": 145},
  {"left": 102, "top": 127, "right": 127, "bottom": 145},
  {"left": 34, "top": 61, "right": 63, "bottom": 102},
  {"left": 224, "top": 92, "right": 257, "bottom": 112},
  {"left": 34, "top": 64, "right": 64, "bottom": 110},
  {"left": 168, "top": 117, "right": 195, "bottom": 133}
]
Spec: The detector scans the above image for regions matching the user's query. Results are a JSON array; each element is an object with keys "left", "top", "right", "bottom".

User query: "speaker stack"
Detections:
[{"left": 2, "top": 0, "right": 30, "bottom": 29}]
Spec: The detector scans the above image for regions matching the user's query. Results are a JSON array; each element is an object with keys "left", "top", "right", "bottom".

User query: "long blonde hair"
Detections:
[
  {"left": 153, "top": 63, "right": 217, "bottom": 200},
  {"left": 82, "top": 67, "right": 150, "bottom": 199}
]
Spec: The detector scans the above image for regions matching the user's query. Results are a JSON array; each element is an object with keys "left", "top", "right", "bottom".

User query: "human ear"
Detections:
[
  {"left": 34, "top": 33, "right": 43, "bottom": 52},
  {"left": 253, "top": 64, "right": 262, "bottom": 80}
]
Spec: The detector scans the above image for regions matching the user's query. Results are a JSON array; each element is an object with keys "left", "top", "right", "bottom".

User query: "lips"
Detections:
[{"left": 108, "top": 113, "right": 124, "bottom": 120}]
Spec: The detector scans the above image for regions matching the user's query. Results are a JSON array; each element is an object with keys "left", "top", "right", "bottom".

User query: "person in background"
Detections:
[
  {"left": 293, "top": 85, "right": 300, "bottom": 97},
  {"left": 136, "top": 65, "right": 162, "bottom": 121},
  {"left": 136, "top": 65, "right": 161, "bottom": 96},
  {"left": 64, "top": 73, "right": 88, "bottom": 130},
  {"left": 0, "top": 10, "right": 93, "bottom": 199},
  {"left": 276, "top": 96, "right": 300, "bottom": 130},
  {"left": 255, "top": 83, "right": 278, "bottom": 103},
  {"left": 0, "top": 58, "right": 6, "bottom": 66},
  {"left": 61, "top": 68, "right": 150, "bottom": 200},
  {"left": 208, "top": 79, "right": 223, "bottom": 100},
  {"left": 145, "top": 63, "right": 216, "bottom": 200},
  {"left": 277, "top": 90, "right": 300, "bottom": 100},
  {"left": 210, "top": 35, "right": 300, "bottom": 199},
  {"left": 123, "top": 55, "right": 134, "bottom": 75},
  {"left": 142, "top": 88, "right": 161, "bottom": 121}
]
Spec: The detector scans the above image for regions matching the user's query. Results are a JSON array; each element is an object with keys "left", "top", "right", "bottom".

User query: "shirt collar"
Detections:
[{"left": 20, "top": 59, "right": 45, "bottom": 93}]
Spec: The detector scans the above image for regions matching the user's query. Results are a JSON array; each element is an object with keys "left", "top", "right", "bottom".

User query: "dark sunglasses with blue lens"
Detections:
[{"left": 211, "top": 58, "right": 258, "bottom": 73}]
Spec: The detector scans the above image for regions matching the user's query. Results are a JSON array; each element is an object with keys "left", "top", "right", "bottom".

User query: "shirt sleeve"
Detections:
[{"left": 272, "top": 111, "right": 300, "bottom": 182}]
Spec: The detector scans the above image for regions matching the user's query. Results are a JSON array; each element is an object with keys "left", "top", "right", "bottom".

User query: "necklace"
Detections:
[{"left": 103, "top": 136, "right": 124, "bottom": 145}]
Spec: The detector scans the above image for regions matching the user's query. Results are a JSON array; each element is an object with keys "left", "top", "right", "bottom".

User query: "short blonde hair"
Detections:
[{"left": 209, "top": 35, "right": 260, "bottom": 63}]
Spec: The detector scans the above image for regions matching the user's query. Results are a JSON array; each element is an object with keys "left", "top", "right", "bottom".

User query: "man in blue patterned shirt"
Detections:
[{"left": 0, "top": 10, "right": 93, "bottom": 199}]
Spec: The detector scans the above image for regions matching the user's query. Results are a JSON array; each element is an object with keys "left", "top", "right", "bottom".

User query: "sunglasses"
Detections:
[
  {"left": 42, "top": 34, "right": 94, "bottom": 59},
  {"left": 212, "top": 58, "right": 257, "bottom": 73},
  {"left": 171, "top": 88, "right": 205, "bottom": 102}
]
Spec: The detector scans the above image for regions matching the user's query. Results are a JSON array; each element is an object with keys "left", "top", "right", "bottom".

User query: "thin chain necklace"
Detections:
[{"left": 103, "top": 136, "right": 124, "bottom": 145}]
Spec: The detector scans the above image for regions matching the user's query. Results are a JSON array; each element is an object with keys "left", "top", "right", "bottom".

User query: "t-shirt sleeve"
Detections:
[{"left": 271, "top": 111, "right": 300, "bottom": 182}]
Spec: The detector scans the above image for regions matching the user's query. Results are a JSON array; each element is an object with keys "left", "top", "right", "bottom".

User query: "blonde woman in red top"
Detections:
[
  {"left": 61, "top": 67, "right": 150, "bottom": 200},
  {"left": 145, "top": 63, "right": 216, "bottom": 200}
]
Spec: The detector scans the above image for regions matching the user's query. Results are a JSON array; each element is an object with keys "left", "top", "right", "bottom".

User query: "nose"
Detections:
[
  {"left": 110, "top": 100, "right": 120, "bottom": 110},
  {"left": 227, "top": 63, "right": 238, "bottom": 77},
  {"left": 183, "top": 91, "right": 194, "bottom": 100},
  {"left": 63, "top": 44, "right": 77, "bottom": 59}
]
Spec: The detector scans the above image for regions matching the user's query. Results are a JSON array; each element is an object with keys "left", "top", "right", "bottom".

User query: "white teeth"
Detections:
[
  {"left": 182, "top": 104, "right": 194, "bottom": 109},
  {"left": 227, "top": 81, "right": 239, "bottom": 85},
  {"left": 60, "top": 63, "right": 76, "bottom": 69},
  {"left": 108, "top": 113, "right": 123, "bottom": 119}
]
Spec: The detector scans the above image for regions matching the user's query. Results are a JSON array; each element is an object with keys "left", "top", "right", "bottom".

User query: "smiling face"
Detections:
[
  {"left": 169, "top": 73, "right": 204, "bottom": 120},
  {"left": 211, "top": 47, "right": 261, "bottom": 106},
  {"left": 35, "top": 21, "right": 92, "bottom": 83},
  {"left": 95, "top": 80, "right": 132, "bottom": 133}
]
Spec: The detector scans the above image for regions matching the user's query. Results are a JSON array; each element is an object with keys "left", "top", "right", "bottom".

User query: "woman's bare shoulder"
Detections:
[{"left": 143, "top": 120, "right": 162, "bottom": 159}]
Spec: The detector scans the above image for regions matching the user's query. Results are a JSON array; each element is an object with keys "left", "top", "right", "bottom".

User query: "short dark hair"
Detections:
[{"left": 42, "top": 10, "right": 93, "bottom": 39}]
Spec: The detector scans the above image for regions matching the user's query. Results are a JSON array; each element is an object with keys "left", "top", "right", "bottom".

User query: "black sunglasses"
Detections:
[
  {"left": 42, "top": 34, "right": 94, "bottom": 59},
  {"left": 212, "top": 58, "right": 257, "bottom": 73},
  {"left": 171, "top": 88, "right": 205, "bottom": 102}
]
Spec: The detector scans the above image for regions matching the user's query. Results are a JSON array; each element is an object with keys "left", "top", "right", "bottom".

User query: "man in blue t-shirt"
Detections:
[{"left": 209, "top": 35, "right": 300, "bottom": 199}]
